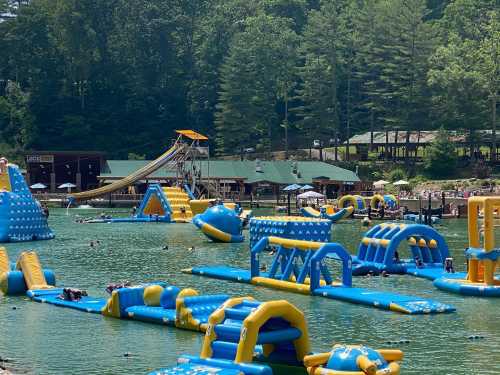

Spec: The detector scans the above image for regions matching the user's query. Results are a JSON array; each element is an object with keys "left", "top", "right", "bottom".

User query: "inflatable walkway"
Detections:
[
  {"left": 403, "top": 213, "right": 441, "bottom": 225},
  {"left": 150, "top": 298, "right": 403, "bottom": 375},
  {"left": 0, "top": 158, "right": 54, "bottom": 242},
  {"left": 184, "top": 236, "right": 455, "bottom": 314},
  {"left": 301, "top": 206, "right": 354, "bottom": 222},
  {"left": 352, "top": 223, "right": 463, "bottom": 281},
  {"left": 1, "top": 250, "right": 232, "bottom": 330}
]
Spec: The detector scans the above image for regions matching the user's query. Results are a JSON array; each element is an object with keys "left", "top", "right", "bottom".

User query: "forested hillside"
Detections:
[{"left": 0, "top": 0, "right": 498, "bottom": 159}]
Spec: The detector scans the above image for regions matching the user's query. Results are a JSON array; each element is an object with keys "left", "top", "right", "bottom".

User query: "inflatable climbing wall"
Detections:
[{"left": 0, "top": 160, "right": 54, "bottom": 242}]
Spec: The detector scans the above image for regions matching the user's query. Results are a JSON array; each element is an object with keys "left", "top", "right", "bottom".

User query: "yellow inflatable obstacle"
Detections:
[
  {"left": 16, "top": 251, "right": 53, "bottom": 290},
  {"left": 301, "top": 205, "right": 354, "bottom": 222},
  {"left": 370, "top": 194, "right": 398, "bottom": 209},
  {"left": 0, "top": 247, "right": 8, "bottom": 274},
  {"left": 434, "top": 196, "right": 500, "bottom": 296},
  {"left": 338, "top": 195, "right": 366, "bottom": 211}
]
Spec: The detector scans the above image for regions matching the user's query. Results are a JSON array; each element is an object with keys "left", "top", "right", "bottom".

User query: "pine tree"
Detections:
[{"left": 215, "top": 14, "right": 298, "bottom": 155}]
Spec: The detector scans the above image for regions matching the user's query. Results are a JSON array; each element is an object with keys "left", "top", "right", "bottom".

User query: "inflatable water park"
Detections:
[
  {"left": 0, "top": 158, "right": 54, "bottom": 243},
  {"left": 3, "top": 130, "right": 500, "bottom": 374}
]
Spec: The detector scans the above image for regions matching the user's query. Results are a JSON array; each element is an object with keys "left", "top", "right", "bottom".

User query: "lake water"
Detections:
[{"left": 1, "top": 209, "right": 499, "bottom": 375}]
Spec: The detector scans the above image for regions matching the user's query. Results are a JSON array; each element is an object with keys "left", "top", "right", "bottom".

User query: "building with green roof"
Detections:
[{"left": 99, "top": 159, "right": 362, "bottom": 199}]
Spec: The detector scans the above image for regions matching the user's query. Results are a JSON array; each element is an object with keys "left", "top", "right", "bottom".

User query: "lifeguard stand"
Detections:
[{"left": 466, "top": 196, "right": 500, "bottom": 285}]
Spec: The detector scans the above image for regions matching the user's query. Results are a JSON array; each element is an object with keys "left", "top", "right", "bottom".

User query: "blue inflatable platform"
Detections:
[{"left": 27, "top": 289, "right": 107, "bottom": 313}]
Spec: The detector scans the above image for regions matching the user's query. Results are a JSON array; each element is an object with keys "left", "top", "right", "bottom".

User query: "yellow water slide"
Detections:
[
  {"left": 0, "top": 160, "right": 11, "bottom": 192},
  {"left": 70, "top": 142, "right": 185, "bottom": 201},
  {"left": 15, "top": 251, "right": 52, "bottom": 290},
  {"left": 163, "top": 186, "right": 193, "bottom": 222},
  {"left": 0, "top": 247, "right": 9, "bottom": 274}
]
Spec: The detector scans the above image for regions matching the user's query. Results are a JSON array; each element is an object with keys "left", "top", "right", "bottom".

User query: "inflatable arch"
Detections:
[
  {"left": 370, "top": 194, "right": 398, "bottom": 209},
  {"left": 338, "top": 195, "right": 366, "bottom": 211},
  {"left": 353, "top": 223, "right": 449, "bottom": 275}
]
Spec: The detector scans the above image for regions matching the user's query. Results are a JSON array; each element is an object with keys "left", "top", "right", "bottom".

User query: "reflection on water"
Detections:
[{"left": 0, "top": 211, "right": 498, "bottom": 374}]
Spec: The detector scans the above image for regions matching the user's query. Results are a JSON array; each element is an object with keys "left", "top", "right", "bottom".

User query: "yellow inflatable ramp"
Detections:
[
  {"left": 163, "top": 187, "right": 193, "bottom": 222},
  {"left": 0, "top": 247, "right": 9, "bottom": 274},
  {"left": 16, "top": 251, "right": 52, "bottom": 290},
  {"left": 0, "top": 167, "right": 11, "bottom": 191}
]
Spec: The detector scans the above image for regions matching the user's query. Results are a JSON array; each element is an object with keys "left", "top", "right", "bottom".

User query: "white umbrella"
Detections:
[
  {"left": 58, "top": 183, "right": 76, "bottom": 189},
  {"left": 30, "top": 183, "right": 47, "bottom": 189},
  {"left": 297, "top": 191, "right": 324, "bottom": 199},
  {"left": 300, "top": 184, "right": 314, "bottom": 190},
  {"left": 373, "top": 180, "right": 390, "bottom": 187},
  {"left": 393, "top": 180, "right": 409, "bottom": 186},
  {"left": 58, "top": 182, "right": 77, "bottom": 193}
]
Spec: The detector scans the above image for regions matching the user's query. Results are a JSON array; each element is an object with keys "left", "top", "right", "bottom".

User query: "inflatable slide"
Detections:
[
  {"left": 85, "top": 184, "right": 193, "bottom": 224},
  {"left": 70, "top": 142, "right": 185, "bottom": 201}
]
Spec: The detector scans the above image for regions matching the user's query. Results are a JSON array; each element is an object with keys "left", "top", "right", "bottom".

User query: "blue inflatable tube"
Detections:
[
  {"left": 1, "top": 269, "right": 56, "bottom": 295},
  {"left": 434, "top": 277, "right": 500, "bottom": 297}
]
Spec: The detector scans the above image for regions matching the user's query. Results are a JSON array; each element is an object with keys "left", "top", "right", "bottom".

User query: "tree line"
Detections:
[{"left": 0, "top": 0, "right": 498, "bottom": 161}]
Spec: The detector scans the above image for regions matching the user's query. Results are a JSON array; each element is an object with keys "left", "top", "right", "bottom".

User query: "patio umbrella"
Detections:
[
  {"left": 392, "top": 180, "right": 409, "bottom": 186},
  {"left": 30, "top": 183, "right": 47, "bottom": 189},
  {"left": 373, "top": 180, "right": 390, "bottom": 187},
  {"left": 297, "top": 190, "right": 324, "bottom": 199},
  {"left": 283, "top": 184, "right": 301, "bottom": 191},
  {"left": 300, "top": 184, "right": 314, "bottom": 190},
  {"left": 58, "top": 182, "right": 77, "bottom": 193},
  {"left": 283, "top": 184, "right": 301, "bottom": 215}
]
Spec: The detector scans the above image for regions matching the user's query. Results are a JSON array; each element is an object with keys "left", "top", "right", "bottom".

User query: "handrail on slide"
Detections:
[{"left": 70, "top": 139, "right": 185, "bottom": 201}]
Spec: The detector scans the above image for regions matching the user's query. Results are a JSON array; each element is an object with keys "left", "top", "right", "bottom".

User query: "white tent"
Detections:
[
  {"left": 297, "top": 191, "right": 324, "bottom": 199},
  {"left": 30, "top": 183, "right": 47, "bottom": 189}
]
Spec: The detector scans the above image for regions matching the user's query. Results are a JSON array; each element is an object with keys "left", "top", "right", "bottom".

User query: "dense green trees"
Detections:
[{"left": 0, "top": 0, "right": 497, "bottom": 160}]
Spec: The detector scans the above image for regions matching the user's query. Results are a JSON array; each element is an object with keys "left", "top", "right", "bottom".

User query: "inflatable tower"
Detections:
[{"left": 0, "top": 158, "right": 54, "bottom": 242}]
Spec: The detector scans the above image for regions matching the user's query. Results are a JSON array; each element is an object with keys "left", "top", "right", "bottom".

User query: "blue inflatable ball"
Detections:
[
  {"left": 198, "top": 205, "right": 242, "bottom": 236},
  {"left": 160, "top": 286, "right": 181, "bottom": 309},
  {"left": 326, "top": 345, "right": 389, "bottom": 372}
]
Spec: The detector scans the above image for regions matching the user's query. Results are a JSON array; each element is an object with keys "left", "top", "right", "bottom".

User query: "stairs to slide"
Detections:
[{"left": 163, "top": 187, "right": 193, "bottom": 222}]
